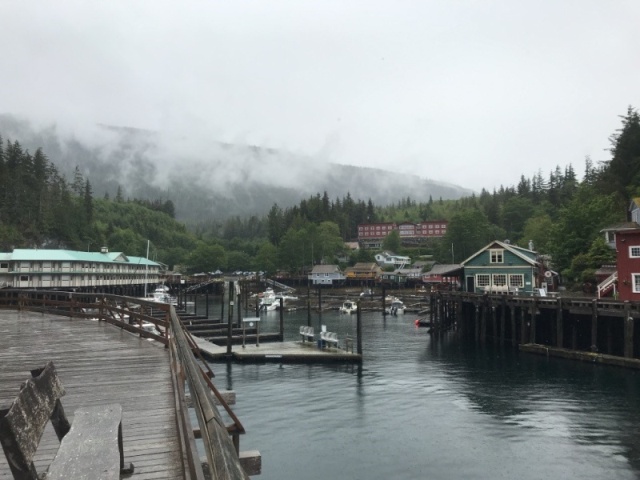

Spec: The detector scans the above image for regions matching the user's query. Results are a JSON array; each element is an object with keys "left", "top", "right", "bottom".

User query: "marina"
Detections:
[{"left": 4, "top": 288, "right": 640, "bottom": 479}]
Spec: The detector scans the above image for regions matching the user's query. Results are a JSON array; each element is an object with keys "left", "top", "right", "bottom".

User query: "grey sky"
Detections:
[{"left": 1, "top": 1, "right": 638, "bottom": 191}]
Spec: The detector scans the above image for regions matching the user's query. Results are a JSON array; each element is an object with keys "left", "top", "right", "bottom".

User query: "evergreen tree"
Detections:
[{"left": 600, "top": 106, "right": 640, "bottom": 203}]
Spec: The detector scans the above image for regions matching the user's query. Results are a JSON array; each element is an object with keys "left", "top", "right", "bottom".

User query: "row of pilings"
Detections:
[{"left": 428, "top": 292, "right": 640, "bottom": 366}]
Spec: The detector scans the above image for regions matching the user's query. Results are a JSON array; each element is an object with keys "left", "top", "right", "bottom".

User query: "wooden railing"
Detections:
[{"left": 0, "top": 289, "right": 250, "bottom": 479}]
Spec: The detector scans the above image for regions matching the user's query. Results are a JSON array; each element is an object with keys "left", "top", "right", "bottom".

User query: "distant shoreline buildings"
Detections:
[{"left": 358, "top": 220, "right": 448, "bottom": 248}]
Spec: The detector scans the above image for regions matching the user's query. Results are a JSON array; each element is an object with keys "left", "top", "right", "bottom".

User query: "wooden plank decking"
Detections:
[
  {"left": 0, "top": 310, "right": 184, "bottom": 480},
  {"left": 192, "top": 335, "right": 362, "bottom": 363}
]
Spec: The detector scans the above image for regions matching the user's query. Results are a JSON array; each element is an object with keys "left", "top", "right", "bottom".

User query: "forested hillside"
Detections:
[{"left": 0, "top": 106, "right": 638, "bottom": 289}]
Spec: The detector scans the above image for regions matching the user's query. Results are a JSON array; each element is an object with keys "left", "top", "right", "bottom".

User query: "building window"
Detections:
[
  {"left": 476, "top": 274, "right": 490, "bottom": 287},
  {"left": 490, "top": 249, "right": 504, "bottom": 264},
  {"left": 492, "top": 274, "right": 507, "bottom": 286},
  {"left": 20, "top": 275, "right": 29, "bottom": 282},
  {"left": 630, "top": 246, "right": 640, "bottom": 258},
  {"left": 633, "top": 274, "right": 640, "bottom": 293},
  {"left": 509, "top": 274, "right": 524, "bottom": 288}
]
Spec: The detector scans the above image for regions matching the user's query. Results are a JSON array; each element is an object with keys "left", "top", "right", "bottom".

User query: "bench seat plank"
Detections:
[{"left": 46, "top": 404, "right": 123, "bottom": 480}]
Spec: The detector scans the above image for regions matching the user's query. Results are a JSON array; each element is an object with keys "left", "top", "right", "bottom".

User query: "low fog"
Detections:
[{"left": 1, "top": 1, "right": 639, "bottom": 193}]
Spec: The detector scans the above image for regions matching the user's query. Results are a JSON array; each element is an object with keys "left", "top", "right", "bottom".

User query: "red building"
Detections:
[
  {"left": 614, "top": 225, "right": 640, "bottom": 301},
  {"left": 358, "top": 220, "right": 448, "bottom": 247}
]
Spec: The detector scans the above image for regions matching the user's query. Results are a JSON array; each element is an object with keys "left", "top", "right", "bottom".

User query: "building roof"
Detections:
[
  {"left": 345, "top": 262, "right": 382, "bottom": 273},
  {"left": 461, "top": 240, "right": 538, "bottom": 266},
  {"left": 424, "top": 264, "right": 463, "bottom": 276},
  {"left": 5, "top": 249, "right": 160, "bottom": 267},
  {"left": 310, "top": 264, "right": 342, "bottom": 274},
  {"left": 600, "top": 222, "right": 640, "bottom": 233}
]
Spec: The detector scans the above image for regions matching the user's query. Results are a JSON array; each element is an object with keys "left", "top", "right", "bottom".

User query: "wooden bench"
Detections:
[
  {"left": 0, "top": 361, "right": 134, "bottom": 480},
  {"left": 320, "top": 331, "right": 339, "bottom": 349},
  {"left": 299, "top": 325, "right": 315, "bottom": 343}
]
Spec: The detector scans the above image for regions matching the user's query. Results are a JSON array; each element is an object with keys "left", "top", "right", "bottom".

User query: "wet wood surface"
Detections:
[{"left": 0, "top": 311, "right": 183, "bottom": 480}]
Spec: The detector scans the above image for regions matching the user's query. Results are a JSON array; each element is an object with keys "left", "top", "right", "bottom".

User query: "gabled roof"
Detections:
[
  {"left": 461, "top": 240, "right": 538, "bottom": 266},
  {"left": 310, "top": 264, "right": 342, "bottom": 274}
]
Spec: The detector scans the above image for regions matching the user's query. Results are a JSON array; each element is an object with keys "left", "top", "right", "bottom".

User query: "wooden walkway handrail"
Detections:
[
  {"left": 168, "top": 306, "right": 249, "bottom": 480},
  {"left": 0, "top": 288, "right": 251, "bottom": 480}
]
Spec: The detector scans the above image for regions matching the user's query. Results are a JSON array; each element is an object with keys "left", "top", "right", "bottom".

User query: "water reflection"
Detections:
[{"left": 197, "top": 301, "right": 640, "bottom": 480}]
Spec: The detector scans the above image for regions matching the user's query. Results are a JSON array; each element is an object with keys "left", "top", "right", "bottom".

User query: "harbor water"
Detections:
[{"left": 204, "top": 303, "right": 640, "bottom": 480}]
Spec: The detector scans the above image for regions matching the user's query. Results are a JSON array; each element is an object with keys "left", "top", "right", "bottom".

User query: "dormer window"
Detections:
[{"left": 490, "top": 249, "right": 504, "bottom": 264}]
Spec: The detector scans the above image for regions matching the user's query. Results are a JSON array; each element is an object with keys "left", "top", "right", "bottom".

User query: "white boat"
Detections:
[
  {"left": 339, "top": 300, "right": 358, "bottom": 314},
  {"left": 151, "top": 286, "right": 178, "bottom": 306},
  {"left": 385, "top": 297, "right": 406, "bottom": 315},
  {"left": 259, "top": 288, "right": 278, "bottom": 311}
]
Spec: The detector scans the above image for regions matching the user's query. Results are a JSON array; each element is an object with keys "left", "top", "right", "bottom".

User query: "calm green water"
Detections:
[{"left": 206, "top": 306, "right": 640, "bottom": 480}]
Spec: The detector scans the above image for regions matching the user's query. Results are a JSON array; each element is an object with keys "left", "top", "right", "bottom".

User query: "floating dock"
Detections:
[{"left": 191, "top": 335, "right": 362, "bottom": 363}]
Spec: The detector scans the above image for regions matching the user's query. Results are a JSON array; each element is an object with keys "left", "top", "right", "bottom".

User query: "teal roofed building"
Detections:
[
  {"left": 0, "top": 247, "right": 162, "bottom": 290},
  {"left": 461, "top": 240, "right": 541, "bottom": 295}
]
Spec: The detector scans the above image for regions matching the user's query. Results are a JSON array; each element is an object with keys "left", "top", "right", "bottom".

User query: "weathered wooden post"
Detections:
[
  {"left": 529, "top": 301, "right": 537, "bottom": 344},
  {"left": 382, "top": 286, "right": 387, "bottom": 317},
  {"left": 510, "top": 303, "right": 517, "bottom": 347},
  {"left": 556, "top": 297, "right": 563, "bottom": 348},
  {"left": 356, "top": 299, "right": 363, "bottom": 355},
  {"left": 307, "top": 285, "right": 312, "bottom": 327},
  {"left": 480, "top": 296, "right": 487, "bottom": 344},
  {"left": 475, "top": 302, "right": 480, "bottom": 342},
  {"left": 500, "top": 297, "right": 506, "bottom": 345},
  {"left": 279, "top": 297, "right": 284, "bottom": 340},
  {"left": 591, "top": 299, "right": 598, "bottom": 352},
  {"left": 455, "top": 298, "right": 463, "bottom": 334},
  {"left": 491, "top": 301, "right": 497, "bottom": 344},
  {"left": 220, "top": 287, "right": 225, "bottom": 325},
  {"left": 226, "top": 282, "right": 233, "bottom": 356},
  {"left": 624, "top": 301, "right": 634, "bottom": 358},
  {"left": 520, "top": 307, "right": 527, "bottom": 345}
]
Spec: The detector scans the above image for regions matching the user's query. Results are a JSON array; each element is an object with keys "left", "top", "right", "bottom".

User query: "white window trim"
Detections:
[
  {"left": 492, "top": 274, "right": 507, "bottom": 286},
  {"left": 629, "top": 246, "right": 640, "bottom": 258},
  {"left": 489, "top": 249, "right": 504, "bottom": 264},
  {"left": 633, "top": 273, "right": 640, "bottom": 293},
  {"left": 476, "top": 274, "right": 490, "bottom": 287},
  {"left": 509, "top": 274, "right": 524, "bottom": 288}
]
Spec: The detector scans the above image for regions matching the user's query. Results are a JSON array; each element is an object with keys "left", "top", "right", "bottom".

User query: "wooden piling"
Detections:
[
  {"left": 510, "top": 304, "right": 517, "bottom": 347},
  {"left": 356, "top": 300, "right": 363, "bottom": 355},
  {"left": 500, "top": 298, "right": 506, "bottom": 345},
  {"left": 556, "top": 297, "right": 563, "bottom": 348},
  {"left": 591, "top": 299, "right": 598, "bottom": 352},
  {"left": 624, "top": 301, "right": 634, "bottom": 358},
  {"left": 474, "top": 303, "right": 480, "bottom": 342},
  {"left": 529, "top": 302, "right": 537, "bottom": 344}
]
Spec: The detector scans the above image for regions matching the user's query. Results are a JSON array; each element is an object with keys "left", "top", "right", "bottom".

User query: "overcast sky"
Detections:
[{"left": 1, "top": 1, "right": 638, "bottom": 191}]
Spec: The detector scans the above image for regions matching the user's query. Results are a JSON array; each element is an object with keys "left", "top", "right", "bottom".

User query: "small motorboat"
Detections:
[
  {"left": 385, "top": 297, "right": 406, "bottom": 315},
  {"left": 339, "top": 300, "right": 358, "bottom": 314}
]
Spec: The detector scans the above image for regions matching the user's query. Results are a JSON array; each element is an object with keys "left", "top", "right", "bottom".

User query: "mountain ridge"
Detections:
[{"left": 0, "top": 115, "right": 474, "bottom": 224}]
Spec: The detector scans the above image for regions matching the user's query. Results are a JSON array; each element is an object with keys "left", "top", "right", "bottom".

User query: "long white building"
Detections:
[{"left": 0, "top": 247, "right": 162, "bottom": 290}]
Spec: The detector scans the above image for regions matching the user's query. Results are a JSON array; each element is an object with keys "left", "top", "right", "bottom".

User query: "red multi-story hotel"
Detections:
[{"left": 358, "top": 220, "right": 448, "bottom": 247}]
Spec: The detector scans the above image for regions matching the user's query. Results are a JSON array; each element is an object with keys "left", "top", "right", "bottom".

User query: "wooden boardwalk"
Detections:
[{"left": 0, "top": 310, "right": 184, "bottom": 480}]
